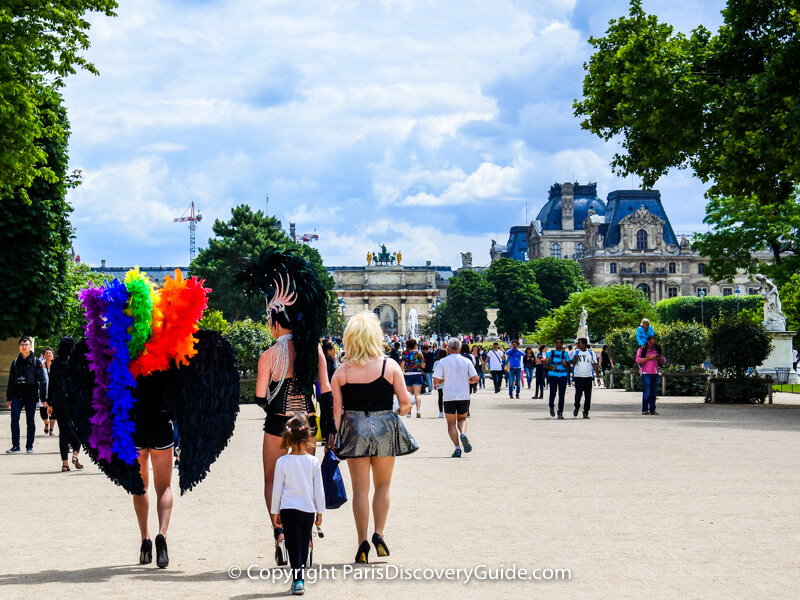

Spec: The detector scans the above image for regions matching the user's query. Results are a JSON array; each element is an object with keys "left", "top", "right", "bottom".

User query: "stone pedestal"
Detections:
[
  {"left": 486, "top": 308, "right": 499, "bottom": 340},
  {"left": 758, "top": 331, "right": 798, "bottom": 384}
]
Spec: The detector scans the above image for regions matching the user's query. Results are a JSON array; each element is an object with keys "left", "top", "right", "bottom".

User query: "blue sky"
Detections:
[{"left": 63, "top": 0, "right": 726, "bottom": 269}]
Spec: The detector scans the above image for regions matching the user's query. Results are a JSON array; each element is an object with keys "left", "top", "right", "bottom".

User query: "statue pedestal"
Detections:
[
  {"left": 486, "top": 308, "right": 499, "bottom": 340},
  {"left": 758, "top": 331, "right": 798, "bottom": 384}
]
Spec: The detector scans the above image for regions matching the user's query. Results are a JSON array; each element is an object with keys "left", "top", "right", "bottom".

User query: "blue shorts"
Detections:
[{"left": 404, "top": 373, "right": 423, "bottom": 387}]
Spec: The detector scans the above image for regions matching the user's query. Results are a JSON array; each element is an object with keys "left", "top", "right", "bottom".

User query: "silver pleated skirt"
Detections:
[{"left": 335, "top": 410, "right": 419, "bottom": 459}]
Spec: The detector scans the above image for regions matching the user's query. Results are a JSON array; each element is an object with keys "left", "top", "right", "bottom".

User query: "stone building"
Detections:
[
  {"left": 491, "top": 182, "right": 769, "bottom": 302},
  {"left": 329, "top": 263, "right": 452, "bottom": 335}
]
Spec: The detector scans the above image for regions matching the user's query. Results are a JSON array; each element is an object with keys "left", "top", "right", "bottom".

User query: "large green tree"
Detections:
[
  {"left": 0, "top": 1, "right": 117, "bottom": 201},
  {"left": 529, "top": 257, "right": 588, "bottom": 310},
  {"left": 780, "top": 273, "right": 800, "bottom": 349},
  {"left": 484, "top": 258, "right": 548, "bottom": 339},
  {"left": 534, "top": 285, "right": 656, "bottom": 343},
  {"left": 191, "top": 205, "right": 335, "bottom": 323},
  {"left": 0, "top": 88, "right": 76, "bottom": 339},
  {"left": 440, "top": 270, "right": 494, "bottom": 336},
  {"left": 575, "top": 0, "right": 800, "bottom": 207}
]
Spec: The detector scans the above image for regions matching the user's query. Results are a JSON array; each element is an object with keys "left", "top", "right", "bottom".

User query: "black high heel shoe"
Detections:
[
  {"left": 355, "top": 540, "right": 370, "bottom": 564},
  {"left": 139, "top": 538, "right": 152, "bottom": 564},
  {"left": 371, "top": 533, "right": 390, "bottom": 557},
  {"left": 274, "top": 527, "right": 287, "bottom": 566},
  {"left": 155, "top": 534, "right": 169, "bottom": 568}
]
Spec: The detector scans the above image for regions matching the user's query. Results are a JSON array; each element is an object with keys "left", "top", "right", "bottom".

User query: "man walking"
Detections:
[
  {"left": 486, "top": 342, "right": 505, "bottom": 394},
  {"left": 6, "top": 337, "right": 47, "bottom": 454},
  {"left": 544, "top": 337, "right": 570, "bottom": 419},
  {"left": 570, "top": 338, "right": 601, "bottom": 419},
  {"left": 433, "top": 338, "right": 479, "bottom": 458},
  {"left": 422, "top": 342, "right": 436, "bottom": 395},
  {"left": 505, "top": 340, "right": 525, "bottom": 399}
]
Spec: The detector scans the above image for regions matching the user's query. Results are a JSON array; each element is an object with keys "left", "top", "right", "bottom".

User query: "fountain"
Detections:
[{"left": 408, "top": 308, "right": 419, "bottom": 339}]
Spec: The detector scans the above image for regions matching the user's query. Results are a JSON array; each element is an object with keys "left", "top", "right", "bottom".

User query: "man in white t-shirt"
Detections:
[
  {"left": 487, "top": 342, "right": 505, "bottom": 394},
  {"left": 570, "top": 338, "right": 601, "bottom": 418},
  {"left": 433, "top": 338, "right": 479, "bottom": 458}
]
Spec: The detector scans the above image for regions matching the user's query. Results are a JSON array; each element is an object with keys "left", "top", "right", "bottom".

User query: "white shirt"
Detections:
[
  {"left": 433, "top": 353, "right": 477, "bottom": 401},
  {"left": 271, "top": 453, "right": 326, "bottom": 515},
  {"left": 572, "top": 349, "right": 597, "bottom": 378},
  {"left": 487, "top": 348, "right": 505, "bottom": 371}
]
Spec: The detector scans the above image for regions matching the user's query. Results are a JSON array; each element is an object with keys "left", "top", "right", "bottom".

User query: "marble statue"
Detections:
[
  {"left": 427, "top": 272, "right": 435, "bottom": 287},
  {"left": 400, "top": 273, "right": 406, "bottom": 286},
  {"left": 576, "top": 305, "right": 589, "bottom": 341},
  {"left": 756, "top": 274, "right": 786, "bottom": 331},
  {"left": 460, "top": 252, "right": 473, "bottom": 268},
  {"left": 364, "top": 272, "right": 369, "bottom": 286}
]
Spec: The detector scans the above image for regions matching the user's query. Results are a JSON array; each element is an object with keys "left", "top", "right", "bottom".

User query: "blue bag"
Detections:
[{"left": 321, "top": 449, "right": 347, "bottom": 509}]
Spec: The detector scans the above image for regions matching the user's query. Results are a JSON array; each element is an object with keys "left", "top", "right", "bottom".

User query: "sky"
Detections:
[{"left": 62, "top": 0, "right": 726, "bottom": 270}]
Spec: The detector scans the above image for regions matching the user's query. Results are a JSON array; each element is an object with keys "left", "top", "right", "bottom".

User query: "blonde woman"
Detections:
[{"left": 331, "top": 312, "right": 418, "bottom": 564}]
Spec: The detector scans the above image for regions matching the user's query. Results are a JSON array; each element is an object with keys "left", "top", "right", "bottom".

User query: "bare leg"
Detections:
[
  {"left": 457, "top": 414, "right": 468, "bottom": 435},
  {"left": 413, "top": 385, "right": 422, "bottom": 414},
  {"left": 445, "top": 413, "right": 460, "bottom": 447},
  {"left": 133, "top": 449, "right": 151, "bottom": 540},
  {"left": 347, "top": 457, "right": 372, "bottom": 544},
  {"left": 263, "top": 433, "right": 286, "bottom": 530},
  {"left": 370, "top": 457, "right": 395, "bottom": 537},
  {"left": 150, "top": 448, "right": 174, "bottom": 536}
]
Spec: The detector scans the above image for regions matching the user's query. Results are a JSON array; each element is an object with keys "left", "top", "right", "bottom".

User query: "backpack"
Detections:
[{"left": 547, "top": 350, "right": 568, "bottom": 373}]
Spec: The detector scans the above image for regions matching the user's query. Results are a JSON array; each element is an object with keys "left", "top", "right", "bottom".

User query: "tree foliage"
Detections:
[
  {"left": 534, "top": 284, "right": 655, "bottom": 343},
  {"left": 575, "top": 0, "right": 800, "bottom": 210},
  {"left": 529, "top": 257, "right": 588, "bottom": 310},
  {"left": 0, "top": 89, "right": 76, "bottom": 340},
  {"left": 223, "top": 318, "right": 273, "bottom": 376},
  {"left": 779, "top": 273, "right": 800, "bottom": 348},
  {"left": 606, "top": 327, "right": 639, "bottom": 369},
  {"left": 708, "top": 312, "right": 772, "bottom": 378},
  {"left": 659, "top": 322, "right": 708, "bottom": 368},
  {"left": 441, "top": 270, "right": 493, "bottom": 335},
  {"left": 191, "top": 205, "right": 335, "bottom": 323},
  {"left": 0, "top": 1, "right": 117, "bottom": 201},
  {"left": 655, "top": 294, "right": 763, "bottom": 325},
  {"left": 484, "top": 258, "right": 548, "bottom": 339}
]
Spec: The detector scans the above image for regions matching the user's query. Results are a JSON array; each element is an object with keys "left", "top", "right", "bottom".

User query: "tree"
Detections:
[
  {"left": 0, "top": 1, "right": 117, "bottom": 201},
  {"left": 575, "top": 0, "right": 800, "bottom": 206},
  {"left": 191, "top": 205, "right": 336, "bottom": 323},
  {"left": 655, "top": 294, "right": 763, "bottom": 325},
  {"left": 484, "top": 258, "right": 548, "bottom": 339},
  {"left": 534, "top": 284, "right": 655, "bottom": 343},
  {"left": 779, "top": 273, "right": 800, "bottom": 349},
  {"left": 691, "top": 194, "right": 800, "bottom": 286},
  {"left": 529, "top": 257, "right": 588, "bottom": 310},
  {"left": 0, "top": 88, "right": 76, "bottom": 340},
  {"left": 442, "top": 270, "right": 494, "bottom": 335},
  {"left": 708, "top": 313, "right": 771, "bottom": 378}
]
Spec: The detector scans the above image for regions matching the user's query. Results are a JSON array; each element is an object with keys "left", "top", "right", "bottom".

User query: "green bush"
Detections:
[
  {"left": 659, "top": 322, "right": 708, "bottom": 368},
  {"left": 708, "top": 313, "right": 772, "bottom": 378},
  {"left": 240, "top": 378, "right": 257, "bottom": 404},
  {"left": 706, "top": 377, "right": 770, "bottom": 403},
  {"left": 662, "top": 368, "right": 708, "bottom": 396},
  {"left": 198, "top": 309, "right": 229, "bottom": 334},
  {"left": 224, "top": 318, "right": 273, "bottom": 376},
  {"left": 606, "top": 328, "right": 639, "bottom": 369},
  {"left": 656, "top": 294, "right": 763, "bottom": 325}
]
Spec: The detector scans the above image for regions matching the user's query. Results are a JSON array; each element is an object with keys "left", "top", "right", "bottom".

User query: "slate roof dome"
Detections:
[{"left": 535, "top": 182, "right": 607, "bottom": 231}]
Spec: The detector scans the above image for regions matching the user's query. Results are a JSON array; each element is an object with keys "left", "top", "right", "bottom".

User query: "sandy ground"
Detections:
[{"left": 1, "top": 385, "right": 799, "bottom": 600}]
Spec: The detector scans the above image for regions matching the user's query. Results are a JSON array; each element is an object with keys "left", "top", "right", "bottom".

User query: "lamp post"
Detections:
[
  {"left": 338, "top": 297, "right": 346, "bottom": 336},
  {"left": 431, "top": 296, "right": 442, "bottom": 337},
  {"left": 699, "top": 289, "right": 706, "bottom": 326},
  {"left": 735, "top": 286, "right": 741, "bottom": 312}
]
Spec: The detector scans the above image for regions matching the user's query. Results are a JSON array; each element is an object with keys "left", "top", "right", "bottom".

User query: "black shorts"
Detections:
[
  {"left": 133, "top": 419, "right": 174, "bottom": 451},
  {"left": 264, "top": 413, "right": 318, "bottom": 438},
  {"left": 443, "top": 400, "right": 470, "bottom": 415}
]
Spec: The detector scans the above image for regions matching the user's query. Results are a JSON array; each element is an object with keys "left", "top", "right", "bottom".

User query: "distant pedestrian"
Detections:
[
  {"left": 533, "top": 345, "right": 547, "bottom": 399},
  {"left": 470, "top": 345, "right": 486, "bottom": 389},
  {"left": 461, "top": 343, "right": 478, "bottom": 394},
  {"left": 505, "top": 340, "right": 525, "bottom": 399},
  {"left": 433, "top": 338, "right": 479, "bottom": 458},
  {"left": 390, "top": 342, "right": 402, "bottom": 364},
  {"left": 570, "top": 338, "right": 601, "bottom": 419},
  {"left": 40, "top": 347, "right": 55, "bottom": 436},
  {"left": 636, "top": 319, "right": 656, "bottom": 347},
  {"left": 523, "top": 347, "right": 536, "bottom": 390},
  {"left": 46, "top": 337, "right": 84, "bottom": 472},
  {"left": 636, "top": 335, "right": 665, "bottom": 415},
  {"left": 400, "top": 339, "right": 426, "bottom": 418},
  {"left": 487, "top": 342, "right": 505, "bottom": 394},
  {"left": 544, "top": 338, "right": 570, "bottom": 419},
  {"left": 422, "top": 342, "right": 436, "bottom": 395},
  {"left": 566, "top": 345, "right": 574, "bottom": 386},
  {"left": 600, "top": 345, "right": 614, "bottom": 385},
  {"left": 433, "top": 349, "right": 448, "bottom": 417},
  {"left": 6, "top": 337, "right": 47, "bottom": 454}
]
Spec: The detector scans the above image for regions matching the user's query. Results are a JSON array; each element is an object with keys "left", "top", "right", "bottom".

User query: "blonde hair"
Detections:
[
  {"left": 343, "top": 312, "right": 384, "bottom": 365},
  {"left": 641, "top": 318, "right": 651, "bottom": 327}
]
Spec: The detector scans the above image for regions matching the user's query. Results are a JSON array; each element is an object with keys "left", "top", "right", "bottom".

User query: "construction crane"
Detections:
[
  {"left": 173, "top": 201, "right": 203, "bottom": 262},
  {"left": 296, "top": 232, "right": 319, "bottom": 245}
]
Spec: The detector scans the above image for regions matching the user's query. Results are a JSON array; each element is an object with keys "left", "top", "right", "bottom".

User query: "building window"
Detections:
[
  {"left": 748, "top": 287, "right": 758, "bottom": 295},
  {"left": 698, "top": 263, "right": 705, "bottom": 275},
  {"left": 639, "top": 262, "right": 647, "bottom": 274},
  {"left": 550, "top": 243, "right": 561, "bottom": 259},
  {"left": 575, "top": 242, "right": 585, "bottom": 259},
  {"left": 723, "top": 288, "right": 733, "bottom": 296},
  {"left": 636, "top": 229, "right": 648, "bottom": 250},
  {"left": 668, "top": 287, "right": 678, "bottom": 298},
  {"left": 610, "top": 262, "right": 617, "bottom": 274},
  {"left": 668, "top": 262, "right": 676, "bottom": 274},
  {"left": 697, "top": 287, "right": 708, "bottom": 296},
  {"left": 637, "top": 283, "right": 651, "bottom": 301}
]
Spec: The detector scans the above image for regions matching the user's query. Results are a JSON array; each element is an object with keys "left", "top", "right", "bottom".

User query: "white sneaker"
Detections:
[{"left": 438, "top": 412, "right": 444, "bottom": 418}]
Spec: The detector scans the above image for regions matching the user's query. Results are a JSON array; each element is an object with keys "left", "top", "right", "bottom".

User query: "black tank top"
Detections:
[
  {"left": 267, "top": 377, "right": 315, "bottom": 416},
  {"left": 341, "top": 359, "right": 394, "bottom": 412}
]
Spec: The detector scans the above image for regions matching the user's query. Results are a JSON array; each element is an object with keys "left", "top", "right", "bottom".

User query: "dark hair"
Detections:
[
  {"left": 471, "top": 345, "right": 481, "bottom": 355},
  {"left": 406, "top": 339, "right": 417, "bottom": 350},
  {"left": 18, "top": 337, "right": 31, "bottom": 344},
  {"left": 577, "top": 338, "right": 588, "bottom": 345},
  {"left": 321, "top": 339, "right": 335, "bottom": 354},
  {"left": 437, "top": 349, "right": 448, "bottom": 361},
  {"left": 640, "top": 337, "right": 663, "bottom": 356},
  {"left": 461, "top": 342, "right": 470, "bottom": 354},
  {"left": 394, "top": 342, "right": 401, "bottom": 349},
  {"left": 538, "top": 344, "right": 546, "bottom": 352},
  {"left": 525, "top": 347, "right": 533, "bottom": 355},
  {"left": 44, "top": 346, "right": 55, "bottom": 355},
  {"left": 280, "top": 414, "right": 311, "bottom": 451},
  {"left": 554, "top": 337, "right": 563, "bottom": 343},
  {"left": 57, "top": 336, "right": 75, "bottom": 360}
]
